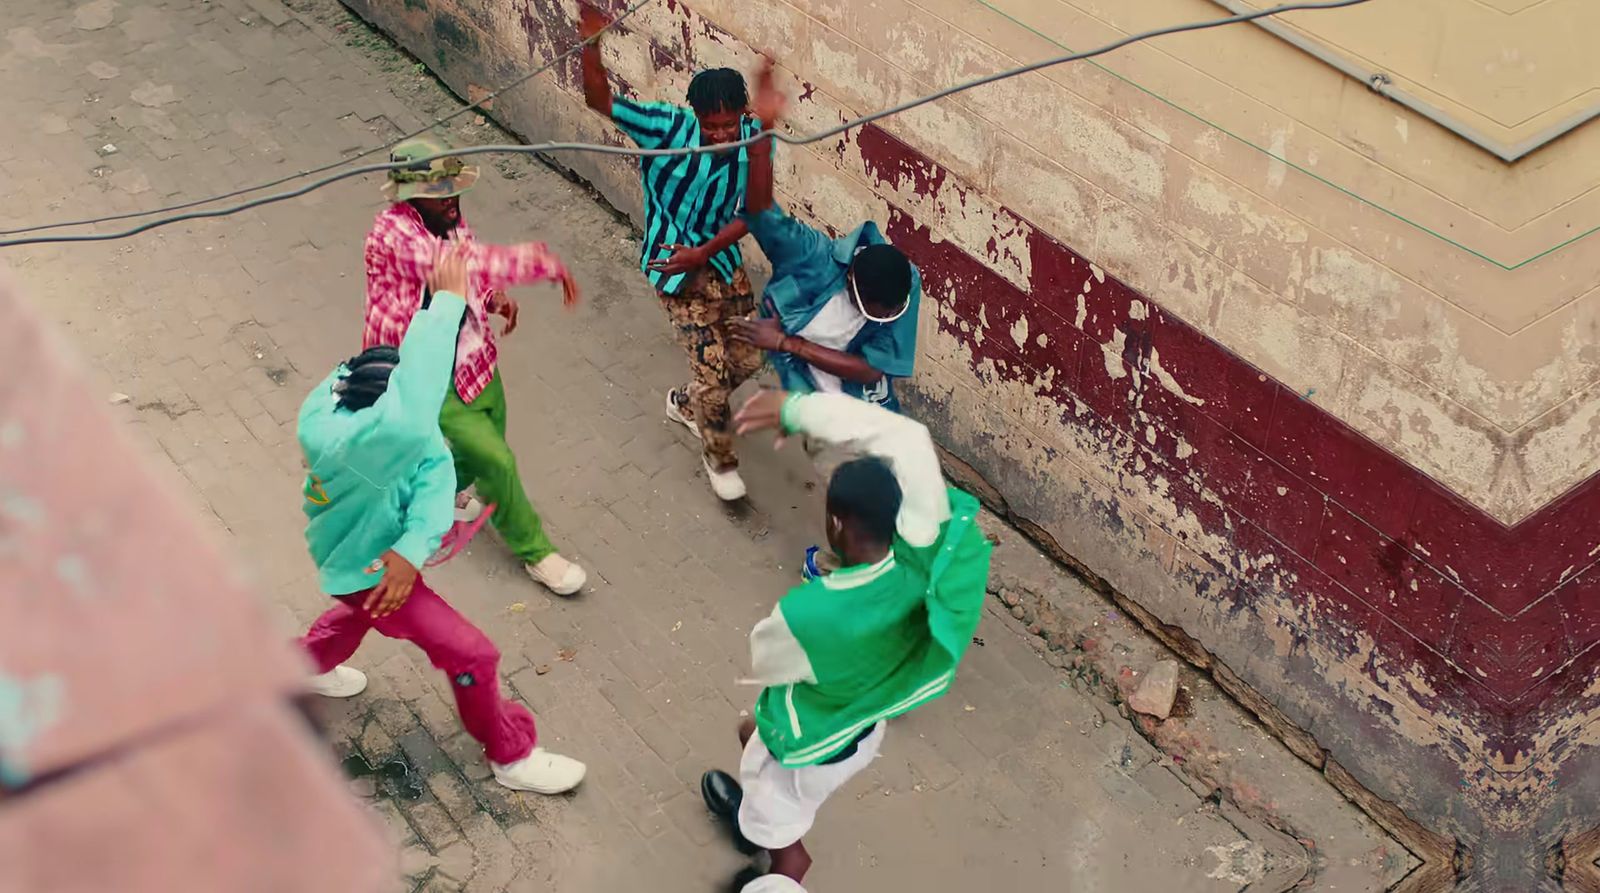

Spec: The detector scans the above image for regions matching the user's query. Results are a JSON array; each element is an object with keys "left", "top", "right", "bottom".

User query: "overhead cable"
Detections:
[
  {"left": 0, "top": 0, "right": 1373, "bottom": 249},
  {"left": 0, "top": 0, "right": 657, "bottom": 237}
]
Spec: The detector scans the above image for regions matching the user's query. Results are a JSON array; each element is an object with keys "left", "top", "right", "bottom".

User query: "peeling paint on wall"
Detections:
[{"left": 1149, "top": 348, "right": 1204, "bottom": 407}]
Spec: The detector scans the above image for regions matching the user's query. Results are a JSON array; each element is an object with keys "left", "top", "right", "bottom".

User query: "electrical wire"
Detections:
[
  {"left": 0, "top": 0, "right": 1373, "bottom": 249},
  {"left": 0, "top": 0, "right": 657, "bottom": 238}
]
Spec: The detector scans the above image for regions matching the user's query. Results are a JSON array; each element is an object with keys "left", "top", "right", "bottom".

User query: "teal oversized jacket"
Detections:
[{"left": 297, "top": 291, "right": 465, "bottom": 596}]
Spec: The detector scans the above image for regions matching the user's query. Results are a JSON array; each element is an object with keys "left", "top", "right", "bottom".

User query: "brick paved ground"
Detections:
[{"left": 0, "top": 1, "right": 1406, "bottom": 890}]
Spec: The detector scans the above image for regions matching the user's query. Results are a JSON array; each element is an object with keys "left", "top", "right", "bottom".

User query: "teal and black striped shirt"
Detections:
[{"left": 611, "top": 95, "right": 762, "bottom": 295}]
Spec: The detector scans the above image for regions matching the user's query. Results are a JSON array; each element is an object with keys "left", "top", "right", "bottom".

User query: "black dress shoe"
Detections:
[
  {"left": 700, "top": 769, "right": 762, "bottom": 855},
  {"left": 727, "top": 866, "right": 766, "bottom": 893},
  {"left": 701, "top": 769, "right": 742, "bottom": 817}
]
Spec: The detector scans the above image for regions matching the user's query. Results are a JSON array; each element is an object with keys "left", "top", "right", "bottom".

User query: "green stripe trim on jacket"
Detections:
[{"left": 775, "top": 669, "right": 956, "bottom": 768}]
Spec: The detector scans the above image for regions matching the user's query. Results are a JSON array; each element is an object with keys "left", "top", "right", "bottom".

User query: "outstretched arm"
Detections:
[
  {"left": 732, "top": 317, "right": 886, "bottom": 385},
  {"left": 469, "top": 240, "right": 579, "bottom": 308},
  {"left": 736, "top": 63, "right": 843, "bottom": 298},
  {"left": 737, "top": 390, "right": 950, "bottom": 547},
  {"left": 782, "top": 335, "right": 886, "bottom": 385},
  {"left": 376, "top": 252, "right": 470, "bottom": 431},
  {"left": 470, "top": 241, "right": 568, "bottom": 287},
  {"left": 746, "top": 133, "right": 776, "bottom": 216},
  {"left": 580, "top": 5, "right": 683, "bottom": 150},
  {"left": 353, "top": 249, "right": 471, "bottom": 485},
  {"left": 745, "top": 59, "right": 783, "bottom": 214}
]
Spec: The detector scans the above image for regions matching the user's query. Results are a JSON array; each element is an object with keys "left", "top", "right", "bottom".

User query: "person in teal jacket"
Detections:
[{"left": 295, "top": 249, "right": 586, "bottom": 796}]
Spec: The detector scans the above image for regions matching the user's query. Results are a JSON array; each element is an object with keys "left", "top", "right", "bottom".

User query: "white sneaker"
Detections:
[
  {"left": 666, "top": 388, "right": 701, "bottom": 439},
  {"left": 492, "top": 747, "right": 587, "bottom": 794},
  {"left": 527, "top": 553, "right": 587, "bottom": 596},
  {"left": 307, "top": 665, "right": 367, "bottom": 698},
  {"left": 454, "top": 491, "right": 486, "bottom": 523},
  {"left": 704, "top": 456, "right": 747, "bottom": 502}
]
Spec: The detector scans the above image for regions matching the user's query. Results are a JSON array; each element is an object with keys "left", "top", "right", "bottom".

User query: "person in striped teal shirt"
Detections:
[{"left": 581, "top": 4, "right": 766, "bottom": 502}]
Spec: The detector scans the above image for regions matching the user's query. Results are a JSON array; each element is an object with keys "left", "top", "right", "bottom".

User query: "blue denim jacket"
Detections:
[{"left": 742, "top": 206, "right": 921, "bottom": 412}]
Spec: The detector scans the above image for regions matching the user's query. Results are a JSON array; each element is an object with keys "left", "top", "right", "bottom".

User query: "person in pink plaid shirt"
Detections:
[{"left": 364, "top": 136, "right": 587, "bottom": 596}]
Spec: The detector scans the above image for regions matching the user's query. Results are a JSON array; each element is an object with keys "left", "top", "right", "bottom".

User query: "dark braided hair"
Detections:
[
  {"left": 686, "top": 68, "right": 748, "bottom": 116},
  {"left": 333, "top": 345, "right": 400, "bottom": 411}
]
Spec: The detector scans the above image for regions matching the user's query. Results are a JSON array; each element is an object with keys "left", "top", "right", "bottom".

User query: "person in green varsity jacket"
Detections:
[{"left": 698, "top": 389, "right": 992, "bottom": 890}]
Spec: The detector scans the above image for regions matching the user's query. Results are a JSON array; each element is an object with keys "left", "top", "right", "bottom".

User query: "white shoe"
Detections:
[
  {"left": 527, "top": 553, "right": 587, "bottom": 596},
  {"left": 666, "top": 388, "right": 701, "bottom": 439},
  {"left": 454, "top": 491, "right": 486, "bottom": 523},
  {"left": 492, "top": 747, "right": 587, "bottom": 794},
  {"left": 307, "top": 665, "right": 367, "bottom": 698},
  {"left": 704, "top": 457, "right": 747, "bottom": 501}
]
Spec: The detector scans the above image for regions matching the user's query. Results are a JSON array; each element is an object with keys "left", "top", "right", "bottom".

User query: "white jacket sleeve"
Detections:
[
  {"left": 747, "top": 604, "right": 818, "bottom": 686},
  {"left": 782, "top": 393, "right": 950, "bottom": 547}
]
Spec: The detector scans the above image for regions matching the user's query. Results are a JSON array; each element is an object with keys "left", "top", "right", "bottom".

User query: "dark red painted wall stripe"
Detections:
[{"left": 853, "top": 121, "right": 1600, "bottom": 741}]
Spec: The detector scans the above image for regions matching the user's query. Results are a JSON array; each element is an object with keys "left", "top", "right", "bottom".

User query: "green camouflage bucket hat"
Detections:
[{"left": 381, "top": 135, "right": 480, "bottom": 202}]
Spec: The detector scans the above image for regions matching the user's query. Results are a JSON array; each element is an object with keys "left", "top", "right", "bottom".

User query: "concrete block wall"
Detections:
[{"left": 340, "top": 0, "right": 1600, "bottom": 882}]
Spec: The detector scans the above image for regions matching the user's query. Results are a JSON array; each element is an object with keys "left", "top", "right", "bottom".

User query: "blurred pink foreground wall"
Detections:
[{"left": 0, "top": 271, "right": 392, "bottom": 893}]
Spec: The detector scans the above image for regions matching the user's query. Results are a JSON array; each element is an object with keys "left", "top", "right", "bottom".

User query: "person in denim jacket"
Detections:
[{"left": 730, "top": 64, "right": 921, "bottom": 416}]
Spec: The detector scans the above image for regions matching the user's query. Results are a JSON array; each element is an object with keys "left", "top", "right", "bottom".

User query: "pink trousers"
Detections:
[{"left": 300, "top": 577, "right": 536, "bottom": 765}]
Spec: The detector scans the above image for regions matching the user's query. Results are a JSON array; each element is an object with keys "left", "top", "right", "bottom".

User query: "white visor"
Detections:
[{"left": 847, "top": 265, "right": 911, "bottom": 324}]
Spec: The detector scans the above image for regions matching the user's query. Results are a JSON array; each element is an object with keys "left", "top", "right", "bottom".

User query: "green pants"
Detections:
[{"left": 439, "top": 373, "right": 555, "bottom": 565}]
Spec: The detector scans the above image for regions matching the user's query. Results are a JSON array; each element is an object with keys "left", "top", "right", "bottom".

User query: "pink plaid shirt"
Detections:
[{"left": 362, "top": 203, "right": 568, "bottom": 404}]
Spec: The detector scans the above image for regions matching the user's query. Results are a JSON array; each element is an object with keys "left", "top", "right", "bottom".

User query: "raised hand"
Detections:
[
  {"left": 735, "top": 388, "right": 791, "bottom": 449},
  {"left": 578, "top": 3, "right": 610, "bottom": 40},
  {"left": 427, "top": 244, "right": 471, "bottom": 298},
  {"left": 753, "top": 57, "right": 787, "bottom": 130}
]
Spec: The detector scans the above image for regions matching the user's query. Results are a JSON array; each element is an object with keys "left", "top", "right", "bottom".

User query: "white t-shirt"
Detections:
[{"left": 795, "top": 288, "right": 867, "bottom": 395}]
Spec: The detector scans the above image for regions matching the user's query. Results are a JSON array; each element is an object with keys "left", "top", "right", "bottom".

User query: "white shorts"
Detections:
[
  {"left": 742, "top": 874, "right": 806, "bottom": 893},
  {"left": 737, "top": 722, "right": 885, "bottom": 850}
]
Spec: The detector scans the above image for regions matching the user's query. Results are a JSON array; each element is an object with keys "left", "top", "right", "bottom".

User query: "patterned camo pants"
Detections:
[{"left": 659, "top": 267, "right": 763, "bottom": 470}]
